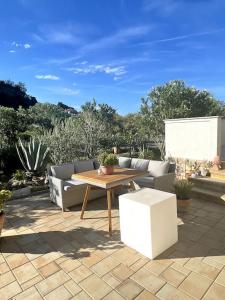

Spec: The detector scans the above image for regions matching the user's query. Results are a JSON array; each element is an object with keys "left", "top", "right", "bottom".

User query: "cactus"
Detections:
[{"left": 16, "top": 138, "right": 49, "bottom": 175}]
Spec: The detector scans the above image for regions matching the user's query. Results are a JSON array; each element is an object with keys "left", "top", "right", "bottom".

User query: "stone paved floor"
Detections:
[{"left": 1, "top": 193, "right": 225, "bottom": 300}]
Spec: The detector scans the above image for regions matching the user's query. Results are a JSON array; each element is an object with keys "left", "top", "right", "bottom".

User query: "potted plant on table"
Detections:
[
  {"left": 0, "top": 189, "right": 12, "bottom": 236},
  {"left": 98, "top": 152, "right": 119, "bottom": 175},
  {"left": 174, "top": 179, "right": 193, "bottom": 212}
]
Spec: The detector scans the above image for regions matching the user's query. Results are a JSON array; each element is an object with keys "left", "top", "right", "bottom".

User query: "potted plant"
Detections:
[
  {"left": 0, "top": 189, "right": 12, "bottom": 236},
  {"left": 174, "top": 179, "right": 193, "bottom": 212},
  {"left": 98, "top": 152, "right": 119, "bottom": 175}
]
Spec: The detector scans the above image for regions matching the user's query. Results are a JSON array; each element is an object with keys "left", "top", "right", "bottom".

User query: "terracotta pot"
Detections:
[
  {"left": 0, "top": 212, "right": 5, "bottom": 236},
  {"left": 101, "top": 166, "right": 114, "bottom": 175},
  {"left": 177, "top": 199, "right": 192, "bottom": 212}
]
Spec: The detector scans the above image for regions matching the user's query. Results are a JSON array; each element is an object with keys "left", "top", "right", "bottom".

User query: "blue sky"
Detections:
[{"left": 1, "top": 0, "right": 225, "bottom": 114}]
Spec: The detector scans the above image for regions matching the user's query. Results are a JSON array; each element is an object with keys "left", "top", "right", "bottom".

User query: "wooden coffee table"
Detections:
[{"left": 72, "top": 168, "right": 148, "bottom": 234}]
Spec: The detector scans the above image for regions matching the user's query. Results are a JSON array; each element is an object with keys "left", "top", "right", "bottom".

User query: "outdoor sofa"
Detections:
[
  {"left": 49, "top": 157, "right": 176, "bottom": 211},
  {"left": 118, "top": 157, "right": 176, "bottom": 193}
]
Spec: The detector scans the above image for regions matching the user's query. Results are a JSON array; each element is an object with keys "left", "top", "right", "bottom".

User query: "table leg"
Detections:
[
  {"left": 107, "top": 189, "right": 112, "bottom": 234},
  {"left": 80, "top": 185, "right": 91, "bottom": 219}
]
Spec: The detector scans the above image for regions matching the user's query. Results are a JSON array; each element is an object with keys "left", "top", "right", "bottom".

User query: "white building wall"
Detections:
[{"left": 165, "top": 117, "right": 221, "bottom": 161}]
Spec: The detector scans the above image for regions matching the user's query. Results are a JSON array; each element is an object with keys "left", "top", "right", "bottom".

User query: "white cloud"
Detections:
[
  {"left": 67, "top": 63, "right": 127, "bottom": 80},
  {"left": 137, "top": 28, "right": 225, "bottom": 47},
  {"left": 82, "top": 25, "right": 152, "bottom": 52},
  {"left": 9, "top": 50, "right": 16, "bottom": 53},
  {"left": 24, "top": 43, "right": 31, "bottom": 49},
  {"left": 143, "top": 0, "right": 179, "bottom": 14},
  {"left": 35, "top": 74, "right": 60, "bottom": 80},
  {"left": 42, "top": 86, "right": 80, "bottom": 96},
  {"left": 10, "top": 41, "right": 31, "bottom": 50}
]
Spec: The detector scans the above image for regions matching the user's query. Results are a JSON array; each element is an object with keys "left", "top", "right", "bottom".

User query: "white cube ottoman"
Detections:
[{"left": 119, "top": 188, "right": 178, "bottom": 259}]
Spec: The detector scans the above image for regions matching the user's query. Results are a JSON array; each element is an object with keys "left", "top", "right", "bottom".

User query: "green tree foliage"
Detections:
[
  {"left": 140, "top": 80, "right": 223, "bottom": 158},
  {"left": 0, "top": 80, "right": 37, "bottom": 109}
]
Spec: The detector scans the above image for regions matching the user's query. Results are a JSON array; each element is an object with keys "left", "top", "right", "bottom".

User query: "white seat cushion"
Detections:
[
  {"left": 148, "top": 161, "right": 170, "bottom": 177},
  {"left": 64, "top": 179, "right": 86, "bottom": 191},
  {"left": 130, "top": 158, "right": 149, "bottom": 171}
]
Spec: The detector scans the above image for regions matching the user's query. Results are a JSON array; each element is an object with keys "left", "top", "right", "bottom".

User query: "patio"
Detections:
[{"left": 1, "top": 193, "right": 225, "bottom": 300}]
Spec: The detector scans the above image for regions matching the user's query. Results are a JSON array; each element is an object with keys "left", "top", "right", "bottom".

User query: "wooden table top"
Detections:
[{"left": 72, "top": 168, "right": 148, "bottom": 189}]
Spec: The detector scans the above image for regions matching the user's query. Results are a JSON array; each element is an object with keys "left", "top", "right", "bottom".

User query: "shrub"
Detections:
[
  {"left": 0, "top": 189, "right": 12, "bottom": 213},
  {"left": 12, "top": 170, "right": 27, "bottom": 181},
  {"left": 174, "top": 179, "right": 193, "bottom": 200},
  {"left": 98, "top": 152, "right": 118, "bottom": 166}
]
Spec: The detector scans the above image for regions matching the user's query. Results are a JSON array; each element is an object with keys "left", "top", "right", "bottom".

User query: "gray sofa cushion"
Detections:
[
  {"left": 51, "top": 163, "right": 74, "bottom": 180},
  {"left": 64, "top": 179, "right": 86, "bottom": 191},
  {"left": 130, "top": 158, "right": 149, "bottom": 171},
  {"left": 134, "top": 176, "right": 154, "bottom": 188},
  {"left": 148, "top": 160, "right": 170, "bottom": 177},
  {"left": 118, "top": 157, "right": 131, "bottom": 168},
  {"left": 74, "top": 160, "right": 94, "bottom": 173},
  {"left": 168, "top": 163, "right": 176, "bottom": 173}
]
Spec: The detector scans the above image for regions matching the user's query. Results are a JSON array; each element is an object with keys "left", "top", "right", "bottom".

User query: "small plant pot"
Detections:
[
  {"left": 177, "top": 199, "right": 192, "bottom": 212},
  {"left": 101, "top": 166, "right": 114, "bottom": 175},
  {"left": 0, "top": 212, "right": 5, "bottom": 236}
]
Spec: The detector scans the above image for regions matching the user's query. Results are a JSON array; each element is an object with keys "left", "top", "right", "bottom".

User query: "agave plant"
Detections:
[{"left": 16, "top": 138, "right": 49, "bottom": 175}]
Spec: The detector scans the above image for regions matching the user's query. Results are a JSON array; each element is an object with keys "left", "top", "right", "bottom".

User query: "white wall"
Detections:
[{"left": 165, "top": 117, "right": 221, "bottom": 161}]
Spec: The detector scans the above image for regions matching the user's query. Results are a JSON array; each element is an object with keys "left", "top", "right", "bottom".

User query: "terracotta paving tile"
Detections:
[
  {"left": 0, "top": 254, "right": 5, "bottom": 264},
  {"left": 79, "top": 273, "right": 112, "bottom": 299},
  {"left": 58, "top": 258, "right": 81, "bottom": 273},
  {"left": 13, "top": 261, "right": 39, "bottom": 284},
  {"left": 184, "top": 257, "right": 220, "bottom": 280},
  {"left": 102, "top": 290, "right": 124, "bottom": 300},
  {"left": 112, "top": 247, "right": 140, "bottom": 266},
  {"left": 92, "top": 256, "right": 120, "bottom": 277},
  {"left": 0, "top": 262, "right": 10, "bottom": 274},
  {"left": 171, "top": 262, "right": 191, "bottom": 276},
  {"left": 116, "top": 279, "right": 143, "bottom": 300},
  {"left": 38, "top": 261, "right": 60, "bottom": 278},
  {"left": 215, "top": 268, "right": 225, "bottom": 287},
  {"left": 202, "top": 257, "right": 224, "bottom": 270},
  {"left": 6, "top": 253, "right": 29, "bottom": 269},
  {"left": 102, "top": 272, "right": 122, "bottom": 288},
  {"left": 179, "top": 271, "right": 212, "bottom": 299},
  {"left": 0, "top": 280, "right": 22, "bottom": 300},
  {"left": 64, "top": 279, "right": 82, "bottom": 296},
  {"left": 202, "top": 283, "right": 225, "bottom": 300},
  {"left": 157, "top": 283, "right": 194, "bottom": 300},
  {"left": 45, "top": 285, "right": 72, "bottom": 300},
  {"left": 135, "top": 289, "right": 159, "bottom": 300},
  {"left": 130, "top": 258, "right": 149, "bottom": 272},
  {"left": 131, "top": 268, "right": 166, "bottom": 294},
  {"left": 160, "top": 267, "right": 186, "bottom": 287},
  {"left": 32, "top": 251, "right": 61, "bottom": 269},
  {"left": 36, "top": 270, "right": 70, "bottom": 296},
  {"left": 111, "top": 264, "right": 134, "bottom": 281},
  {"left": 72, "top": 290, "right": 92, "bottom": 300},
  {"left": 144, "top": 261, "right": 169, "bottom": 276},
  {"left": 0, "top": 270, "right": 15, "bottom": 288},
  {"left": 21, "top": 275, "right": 43, "bottom": 291},
  {"left": 69, "top": 265, "right": 93, "bottom": 283},
  {"left": 14, "top": 286, "right": 42, "bottom": 300},
  {"left": 79, "top": 252, "right": 103, "bottom": 268}
]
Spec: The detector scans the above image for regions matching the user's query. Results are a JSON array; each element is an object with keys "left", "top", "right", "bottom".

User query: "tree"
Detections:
[
  {"left": 140, "top": 80, "right": 223, "bottom": 158},
  {"left": 0, "top": 80, "right": 37, "bottom": 109},
  {"left": 57, "top": 102, "right": 77, "bottom": 114}
]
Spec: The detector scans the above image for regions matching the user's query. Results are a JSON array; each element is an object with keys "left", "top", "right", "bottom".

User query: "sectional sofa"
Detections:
[{"left": 48, "top": 157, "right": 176, "bottom": 211}]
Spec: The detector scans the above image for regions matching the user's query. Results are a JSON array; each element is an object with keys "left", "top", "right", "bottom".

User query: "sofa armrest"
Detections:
[
  {"left": 48, "top": 176, "right": 64, "bottom": 198},
  {"left": 154, "top": 173, "right": 176, "bottom": 193}
]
